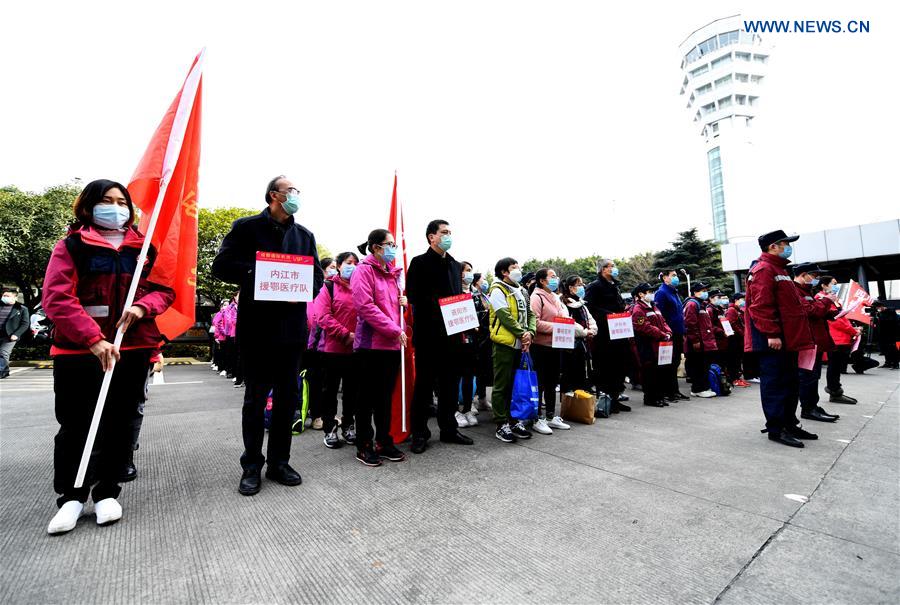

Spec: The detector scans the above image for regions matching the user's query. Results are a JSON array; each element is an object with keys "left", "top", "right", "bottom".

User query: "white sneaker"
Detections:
[
  {"left": 211, "top": 364, "right": 218, "bottom": 371},
  {"left": 47, "top": 501, "right": 84, "bottom": 534},
  {"left": 94, "top": 498, "right": 123, "bottom": 525},
  {"left": 455, "top": 411, "right": 469, "bottom": 428},
  {"left": 548, "top": 416, "right": 571, "bottom": 430},
  {"left": 749, "top": 378, "right": 761, "bottom": 383},
  {"left": 532, "top": 418, "right": 553, "bottom": 435},
  {"left": 470, "top": 404, "right": 480, "bottom": 416},
  {"left": 693, "top": 390, "right": 717, "bottom": 398},
  {"left": 464, "top": 411, "right": 478, "bottom": 426},
  {"left": 219, "top": 370, "right": 228, "bottom": 377}
]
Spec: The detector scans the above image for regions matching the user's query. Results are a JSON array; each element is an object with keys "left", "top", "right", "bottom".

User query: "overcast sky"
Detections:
[{"left": 2, "top": 0, "right": 897, "bottom": 275}]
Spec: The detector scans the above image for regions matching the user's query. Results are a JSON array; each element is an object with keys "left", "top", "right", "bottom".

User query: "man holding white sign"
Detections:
[
  {"left": 213, "top": 175, "right": 323, "bottom": 495},
  {"left": 584, "top": 259, "right": 631, "bottom": 412}
]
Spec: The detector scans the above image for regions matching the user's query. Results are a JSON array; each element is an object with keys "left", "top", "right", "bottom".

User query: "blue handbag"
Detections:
[{"left": 510, "top": 352, "right": 540, "bottom": 420}]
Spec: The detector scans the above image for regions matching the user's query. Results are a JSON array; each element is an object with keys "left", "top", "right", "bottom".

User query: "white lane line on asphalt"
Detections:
[
  {"left": 836, "top": 439, "right": 851, "bottom": 444},
  {"left": 149, "top": 381, "right": 204, "bottom": 386},
  {"left": 862, "top": 415, "right": 874, "bottom": 418},
  {"left": 784, "top": 494, "right": 809, "bottom": 503}
]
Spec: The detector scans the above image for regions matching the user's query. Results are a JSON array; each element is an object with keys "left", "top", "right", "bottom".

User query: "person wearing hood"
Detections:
[
  {"left": 560, "top": 275, "right": 597, "bottom": 394},
  {"left": 745, "top": 230, "right": 817, "bottom": 448},
  {"left": 654, "top": 270, "right": 690, "bottom": 401},
  {"left": 41, "top": 179, "right": 175, "bottom": 534},
  {"left": 584, "top": 259, "right": 631, "bottom": 412},
  {"left": 630, "top": 282, "right": 673, "bottom": 407},
  {"left": 792, "top": 264, "right": 841, "bottom": 423},
  {"left": 350, "top": 230, "right": 409, "bottom": 466},
  {"left": 406, "top": 219, "right": 473, "bottom": 453},
  {"left": 682, "top": 281, "right": 718, "bottom": 398},
  {"left": 528, "top": 268, "right": 572, "bottom": 434},
  {"left": 212, "top": 175, "right": 324, "bottom": 495},
  {"left": 315, "top": 251, "right": 361, "bottom": 449}
]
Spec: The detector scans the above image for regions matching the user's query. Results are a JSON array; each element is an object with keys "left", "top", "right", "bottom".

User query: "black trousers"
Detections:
[
  {"left": 798, "top": 352, "right": 823, "bottom": 413},
  {"left": 530, "top": 343, "right": 561, "bottom": 418},
  {"left": 726, "top": 337, "right": 744, "bottom": 380},
  {"left": 826, "top": 345, "right": 850, "bottom": 392},
  {"left": 662, "top": 336, "right": 684, "bottom": 396},
  {"left": 240, "top": 344, "right": 302, "bottom": 470},
  {"left": 320, "top": 352, "right": 357, "bottom": 433},
  {"left": 743, "top": 351, "right": 760, "bottom": 380},
  {"left": 53, "top": 350, "right": 151, "bottom": 507},
  {"left": 475, "top": 340, "right": 493, "bottom": 399},
  {"left": 642, "top": 361, "right": 667, "bottom": 404},
  {"left": 457, "top": 341, "right": 478, "bottom": 412},
  {"left": 355, "top": 349, "right": 400, "bottom": 448},
  {"left": 560, "top": 340, "right": 591, "bottom": 393},
  {"left": 591, "top": 338, "right": 627, "bottom": 397},
  {"left": 302, "top": 350, "right": 325, "bottom": 419},
  {"left": 411, "top": 346, "right": 460, "bottom": 438},
  {"left": 759, "top": 350, "right": 800, "bottom": 435},
  {"left": 686, "top": 349, "right": 710, "bottom": 393}
]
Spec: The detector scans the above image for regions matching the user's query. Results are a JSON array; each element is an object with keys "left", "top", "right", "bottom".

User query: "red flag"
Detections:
[
  {"left": 843, "top": 280, "right": 875, "bottom": 325},
  {"left": 388, "top": 174, "right": 415, "bottom": 444},
  {"left": 128, "top": 51, "right": 204, "bottom": 341}
]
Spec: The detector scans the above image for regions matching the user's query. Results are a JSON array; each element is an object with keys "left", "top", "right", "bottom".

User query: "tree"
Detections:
[
  {"left": 0, "top": 185, "right": 79, "bottom": 310},
  {"left": 653, "top": 228, "right": 730, "bottom": 293},
  {"left": 617, "top": 251, "right": 658, "bottom": 292},
  {"left": 521, "top": 255, "right": 601, "bottom": 284}
]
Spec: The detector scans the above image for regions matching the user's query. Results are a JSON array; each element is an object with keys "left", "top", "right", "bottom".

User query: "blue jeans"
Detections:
[{"left": 758, "top": 350, "right": 800, "bottom": 435}]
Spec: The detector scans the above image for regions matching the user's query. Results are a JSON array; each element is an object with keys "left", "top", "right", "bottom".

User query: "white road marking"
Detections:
[
  {"left": 836, "top": 439, "right": 851, "bottom": 444},
  {"left": 148, "top": 381, "right": 203, "bottom": 386},
  {"left": 785, "top": 494, "right": 809, "bottom": 503}
]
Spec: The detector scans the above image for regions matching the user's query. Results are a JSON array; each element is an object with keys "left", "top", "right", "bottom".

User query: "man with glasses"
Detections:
[
  {"left": 213, "top": 175, "right": 324, "bottom": 495},
  {"left": 406, "top": 219, "right": 473, "bottom": 453}
]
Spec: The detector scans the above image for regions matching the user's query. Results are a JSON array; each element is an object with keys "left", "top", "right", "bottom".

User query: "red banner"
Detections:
[
  {"left": 388, "top": 174, "right": 415, "bottom": 444},
  {"left": 844, "top": 281, "right": 875, "bottom": 325}
]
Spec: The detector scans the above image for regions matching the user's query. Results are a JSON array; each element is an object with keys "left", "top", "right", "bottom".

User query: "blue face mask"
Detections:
[
  {"left": 326, "top": 268, "right": 338, "bottom": 278},
  {"left": 778, "top": 244, "right": 793, "bottom": 259},
  {"left": 93, "top": 204, "right": 130, "bottom": 230},
  {"left": 698, "top": 291, "right": 709, "bottom": 301},
  {"left": 547, "top": 277, "right": 559, "bottom": 292},
  {"left": 282, "top": 192, "right": 300, "bottom": 215},
  {"left": 480, "top": 282, "right": 489, "bottom": 294},
  {"left": 810, "top": 278, "right": 820, "bottom": 287},
  {"left": 669, "top": 276, "right": 680, "bottom": 287},
  {"left": 576, "top": 285, "right": 585, "bottom": 298},
  {"left": 716, "top": 298, "right": 729, "bottom": 307},
  {"left": 463, "top": 271, "right": 474, "bottom": 285},
  {"left": 438, "top": 234, "right": 452, "bottom": 252},
  {"left": 830, "top": 284, "right": 840, "bottom": 295},
  {"left": 610, "top": 267, "right": 620, "bottom": 279},
  {"left": 381, "top": 244, "right": 397, "bottom": 263},
  {"left": 340, "top": 264, "right": 356, "bottom": 280}
]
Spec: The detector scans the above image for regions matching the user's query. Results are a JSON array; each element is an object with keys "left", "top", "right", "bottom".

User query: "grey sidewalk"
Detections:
[{"left": 1, "top": 360, "right": 897, "bottom": 604}]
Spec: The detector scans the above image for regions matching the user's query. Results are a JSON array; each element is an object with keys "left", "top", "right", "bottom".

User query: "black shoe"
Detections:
[
  {"left": 376, "top": 442, "right": 406, "bottom": 462},
  {"left": 617, "top": 394, "right": 630, "bottom": 402},
  {"left": 440, "top": 431, "right": 474, "bottom": 445},
  {"left": 118, "top": 462, "right": 137, "bottom": 483},
  {"left": 495, "top": 423, "right": 517, "bottom": 443},
  {"left": 226, "top": 373, "right": 235, "bottom": 379},
  {"left": 643, "top": 400, "right": 665, "bottom": 407},
  {"left": 612, "top": 401, "right": 631, "bottom": 412},
  {"left": 510, "top": 421, "right": 532, "bottom": 440},
  {"left": 768, "top": 432, "right": 804, "bottom": 448},
  {"left": 816, "top": 406, "right": 839, "bottom": 419},
  {"left": 410, "top": 437, "right": 428, "bottom": 454},
  {"left": 323, "top": 427, "right": 343, "bottom": 449},
  {"left": 665, "top": 395, "right": 679, "bottom": 403},
  {"left": 786, "top": 425, "right": 818, "bottom": 440},
  {"left": 265, "top": 463, "right": 302, "bottom": 486},
  {"left": 675, "top": 392, "right": 690, "bottom": 400},
  {"left": 829, "top": 394, "right": 857, "bottom": 404},
  {"left": 356, "top": 447, "right": 383, "bottom": 467},
  {"left": 239, "top": 467, "right": 262, "bottom": 496},
  {"left": 800, "top": 409, "right": 837, "bottom": 423}
]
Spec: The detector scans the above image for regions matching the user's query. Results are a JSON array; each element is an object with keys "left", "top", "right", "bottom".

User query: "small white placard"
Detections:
[
  {"left": 607, "top": 312, "right": 634, "bottom": 340},
  {"left": 551, "top": 317, "right": 576, "bottom": 349},
  {"left": 439, "top": 293, "right": 479, "bottom": 336},
  {"left": 721, "top": 319, "right": 735, "bottom": 337},
  {"left": 657, "top": 342, "right": 674, "bottom": 365},
  {"left": 253, "top": 251, "right": 314, "bottom": 302}
]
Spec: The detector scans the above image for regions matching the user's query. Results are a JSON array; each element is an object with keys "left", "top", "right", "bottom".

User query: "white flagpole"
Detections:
[
  {"left": 74, "top": 50, "right": 205, "bottom": 488},
  {"left": 397, "top": 178, "right": 407, "bottom": 433}
]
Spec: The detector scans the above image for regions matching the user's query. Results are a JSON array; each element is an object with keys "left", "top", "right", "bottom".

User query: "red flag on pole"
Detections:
[
  {"left": 128, "top": 50, "right": 204, "bottom": 341},
  {"left": 843, "top": 280, "right": 875, "bottom": 325},
  {"left": 388, "top": 173, "right": 415, "bottom": 444}
]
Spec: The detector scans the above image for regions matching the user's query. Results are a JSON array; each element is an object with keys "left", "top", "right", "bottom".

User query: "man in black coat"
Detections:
[
  {"left": 0, "top": 287, "right": 30, "bottom": 378},
  {"left": 212, "top": 175, "right": 323, "bottom": 495},
  {"left": 406, "top": 219, "right": 473, "bottom": 453},
  {"left": 584, "top": 259, "right": 631, "bottom": 412}
]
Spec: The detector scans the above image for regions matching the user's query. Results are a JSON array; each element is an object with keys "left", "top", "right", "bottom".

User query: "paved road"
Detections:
[{"left": 1, "top": 359, "right": 898, "bottom": 604}]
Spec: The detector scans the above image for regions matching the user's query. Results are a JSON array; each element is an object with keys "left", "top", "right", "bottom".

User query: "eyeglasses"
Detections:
[
  {"left": 276, "top": 187, "right": 300, "bottom": 196},
  {"left": 380, "top": 242, "right": 396, "bottom": 248}
]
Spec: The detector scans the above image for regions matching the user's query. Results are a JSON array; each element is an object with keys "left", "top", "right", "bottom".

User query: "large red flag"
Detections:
[
  {"left": 388, "top": 174, "right": 416, "bottom": 444},
  {"left": 843, "top": 280, "right": 875, "bottom": 325},
  {"left": 128, "top": 50, "right": 204, "bottom": 341}
]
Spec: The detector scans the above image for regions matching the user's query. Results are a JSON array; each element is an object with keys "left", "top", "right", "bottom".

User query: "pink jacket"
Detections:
[
  {"left": 222, "top": 303, "right": 237, "bottom": 338},
  {"left": 351, "top": 254, "right": 402, "bottom": 351},
  {"left": 212, "top": 310, "right": 226, "bottom": 341},
  {"left": 315, "top": 275, "right": 357, "bottom": 354},
  {"left": 530, "top": 288, "right": 570, "bottom": 347},
  {"left": 42, "top": 225, "right": 175, "bottom": 356}
]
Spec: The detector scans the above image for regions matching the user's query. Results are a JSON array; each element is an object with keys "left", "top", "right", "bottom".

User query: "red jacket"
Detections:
[
  {"left": 794, "top": 282, "right": 838, "bottom": 352},
  {"left": 42, "top": 225, "right": 175, "bottom": 356},
  {"left": 683, "top": 297, "right": 717, "bottom": 351},
  {"left": 724, "top": 304, "right": 745, "bottom": 341},
  {"left": 744, "top": 253, "right": 814, "bottom": 352},
  {"left": 709, "top": 304, "right": 730, "bottom": 352},
  {"left": 631, "top": 299, "right": 672, "bottom": 363},
  {"left": 828, "top": 310, "right": 857, "bottom": 346}
]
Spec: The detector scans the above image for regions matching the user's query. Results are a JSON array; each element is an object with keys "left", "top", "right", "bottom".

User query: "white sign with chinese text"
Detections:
[
  {"left": 657, "top": 342, "right": 674, "bottom": 365},
  {"left": 607, "top": 312, "right": 634, "bottom": 340},
  {"left": 551, "top": 317, "right": 576, "bottom": 349},
  {"left": 254, "top": 251, "right": 314, "bottom": 302},
  {"left": 439, "top": 293, "right": 479, "bottom": 336},
  {"left": 721, "top": 319, "right": 735, "bottom": 337}
]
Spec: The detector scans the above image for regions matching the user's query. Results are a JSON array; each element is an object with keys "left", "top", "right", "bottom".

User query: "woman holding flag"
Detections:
[
  {"left": 42, "top": 179, "right": 174, "bottom": 534},
  {"left": 351, "top": 229, "right": 408, "bottom": 466}
]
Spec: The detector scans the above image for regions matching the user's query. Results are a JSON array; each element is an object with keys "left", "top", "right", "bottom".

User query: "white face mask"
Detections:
[
  {"left": 1, "top": 295, "right": 15, "bottom": 305},
  {"left": 509, "top": 269, "right": 523, "bottom": 284}
]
